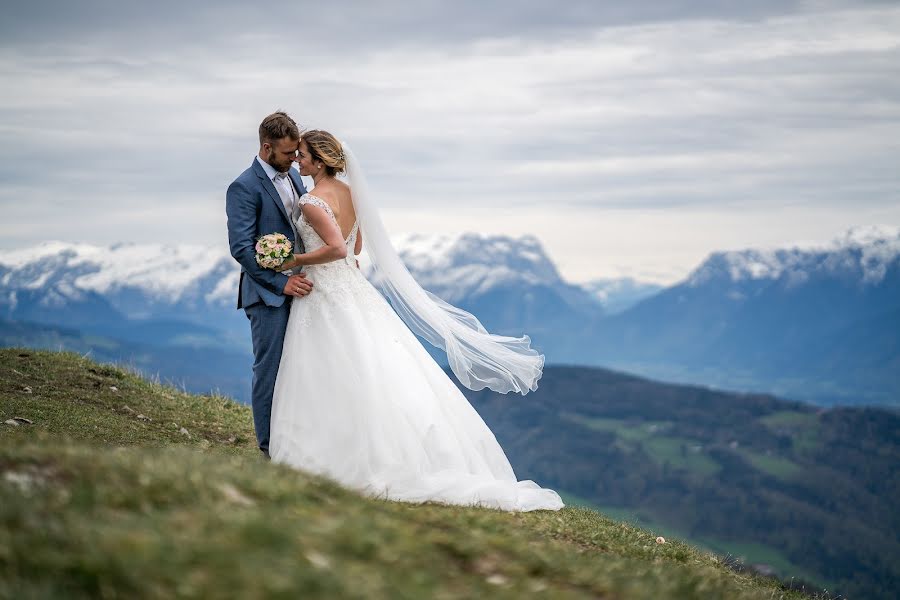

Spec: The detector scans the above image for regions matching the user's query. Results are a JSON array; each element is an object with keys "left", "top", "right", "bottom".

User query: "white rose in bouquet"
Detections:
[{"left": 255, "top": 233, "right": 293, "bottom": 270}]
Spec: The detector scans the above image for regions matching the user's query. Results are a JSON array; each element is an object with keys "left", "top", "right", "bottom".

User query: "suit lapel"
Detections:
[
  {"left": 287, "top": 170, "right": 306, "bottom": 220},
  {"left": 251, "top": 159, "right": 291, "bottom": 225},
  {"left": 288, "top": 169, "right": 306, "bottom": 198}
]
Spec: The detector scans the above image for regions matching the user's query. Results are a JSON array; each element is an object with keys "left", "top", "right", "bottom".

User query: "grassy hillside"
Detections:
[
  {"left": 0, "top": 349, "right": 823, "bottom": 599},
  {"left": 464, "top": 366, "right": 900, "bottom": 599},
  {"left": 0, "top": 318, "right": 251, "bottom": 402}
]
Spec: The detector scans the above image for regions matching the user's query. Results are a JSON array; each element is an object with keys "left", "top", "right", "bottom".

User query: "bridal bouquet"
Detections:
[{"left": 255, "top": 233, "right": 293, "bottom": 269}]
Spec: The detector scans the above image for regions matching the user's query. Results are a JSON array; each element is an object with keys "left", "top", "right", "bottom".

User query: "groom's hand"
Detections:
[{"left": 283, "top": 274, "right": 313, "bottom": 297}]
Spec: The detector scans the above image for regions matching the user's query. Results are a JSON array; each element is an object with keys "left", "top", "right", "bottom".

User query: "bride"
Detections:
[{"left": 268, "top": 130, "right": 563, "bottom": 512}]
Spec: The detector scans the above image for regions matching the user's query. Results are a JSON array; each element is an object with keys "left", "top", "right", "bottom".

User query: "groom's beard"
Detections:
[{"left": 266, "top": 151, "right": 292, "bottom": 173}]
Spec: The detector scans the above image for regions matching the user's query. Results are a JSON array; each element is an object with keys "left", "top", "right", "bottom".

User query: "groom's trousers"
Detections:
[{"left": 244, "top": 300, "right": 292, "bottom": 453}]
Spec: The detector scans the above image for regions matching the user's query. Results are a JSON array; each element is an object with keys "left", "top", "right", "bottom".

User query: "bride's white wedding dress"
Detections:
[{"left": 270, "top": 193, "right": 563, "bottom": 512}]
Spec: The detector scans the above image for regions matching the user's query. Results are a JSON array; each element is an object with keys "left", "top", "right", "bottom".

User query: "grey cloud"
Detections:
[
  {"left": 0, "top": 0, "right": 861, "bottom": 52},
  {"left": 1, "top": 1, "right": 899, "bottom": 281}
]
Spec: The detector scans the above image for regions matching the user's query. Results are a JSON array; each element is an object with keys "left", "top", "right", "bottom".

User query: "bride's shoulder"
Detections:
[
  {"left": 301, "top": 191, "right": 339, "bottom": 217},
  {"left": 332, "top": 180, "right": 352, "bottom": 204}
]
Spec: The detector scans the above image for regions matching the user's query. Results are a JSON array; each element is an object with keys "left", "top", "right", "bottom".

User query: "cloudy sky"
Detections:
[{"left": 1, "top": 0, "right": 898, "bottom": 284}]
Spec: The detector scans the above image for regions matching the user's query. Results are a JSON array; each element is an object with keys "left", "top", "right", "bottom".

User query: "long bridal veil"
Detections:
[{"left": 342, "top": 143, "right": 544, "bottom": 395}]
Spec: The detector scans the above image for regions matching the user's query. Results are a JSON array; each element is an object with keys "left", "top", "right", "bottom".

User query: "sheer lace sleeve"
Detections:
[{"left": 299, "top": 193, "right": 336, "bottom": 222}]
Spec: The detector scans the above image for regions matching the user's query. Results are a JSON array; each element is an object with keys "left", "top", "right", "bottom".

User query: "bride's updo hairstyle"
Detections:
[{"left": 301, "top": 129, "right": 346, "bottom": 177}]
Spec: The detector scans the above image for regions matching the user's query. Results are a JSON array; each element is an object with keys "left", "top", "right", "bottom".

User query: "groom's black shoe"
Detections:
[{"left": 260, "top": 448, "right": 271, "bottom": 460}]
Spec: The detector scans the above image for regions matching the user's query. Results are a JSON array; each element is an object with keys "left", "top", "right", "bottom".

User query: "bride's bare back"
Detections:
[{"left": 308, "top": 178, "right": 356, "bottom": 241}]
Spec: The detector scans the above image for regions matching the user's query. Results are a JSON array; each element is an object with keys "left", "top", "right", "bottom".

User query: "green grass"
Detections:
[
  {"left": 758, "top": 411, "right": 818, "bottom": 429},
  {"left": 0, "top": 349, "right": 818, "bottom": 599},
  {"left": 694, "top": 539, "right": 837, "bottom": 592},
  {"left": 738, "top": 450, "right": 803, "bottom": 480},
  {"left": 758, "top": 411, "right": 822, "bottom": 454},
  {"left": 560, "top": 413, "right": 664, "bottom": 442},
  {"left": 556, "top": 414, "right": 833, "bottom": 592},
  {"left": 561, "top": 494, "right": 831, "bottom": 592},
  {"left": 642, "top": 436, "right": 721, "bottom": 476},
  {"left": 561, "top": 413, "right": 721, "bottom": 476}
]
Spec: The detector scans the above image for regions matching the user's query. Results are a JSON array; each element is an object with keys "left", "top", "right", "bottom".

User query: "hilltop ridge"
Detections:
[{"left": 0, "top": 349, "right": 815, "bottom": 599}]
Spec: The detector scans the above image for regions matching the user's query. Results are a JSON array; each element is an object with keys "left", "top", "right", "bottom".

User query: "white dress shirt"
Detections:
[
  {"left": 256, "top": 156, "right": 298, "bottom": 219},
  {"left": 256, "top": 156, "right": 300, "bottom": 275}
]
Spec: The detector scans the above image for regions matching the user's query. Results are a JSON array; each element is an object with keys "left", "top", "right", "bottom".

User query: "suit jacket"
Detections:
[{"left": 226, "top": 158, "right": 308, "bottom": 309}]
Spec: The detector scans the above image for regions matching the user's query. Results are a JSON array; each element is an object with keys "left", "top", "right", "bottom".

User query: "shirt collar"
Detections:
[{"left": 256, "top": 155, "right": 288, "bottom": 181}]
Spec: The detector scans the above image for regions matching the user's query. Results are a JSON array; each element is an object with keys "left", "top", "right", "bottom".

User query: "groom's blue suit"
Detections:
[{"left": 226, "top": 157, "right": 307, "bottom": 454}]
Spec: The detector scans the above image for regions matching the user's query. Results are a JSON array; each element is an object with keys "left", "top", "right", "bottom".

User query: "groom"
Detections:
[{"left": 226, "top": 111, "right": 312, "bottom": 459}]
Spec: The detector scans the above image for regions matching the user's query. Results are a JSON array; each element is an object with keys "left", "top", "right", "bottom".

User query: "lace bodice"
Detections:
[
  {"left": 294, "top": 193, "right": 359, "bottom": 268},
  {"left": 290, "top": 193, "right": 375, "bottom": 327}
]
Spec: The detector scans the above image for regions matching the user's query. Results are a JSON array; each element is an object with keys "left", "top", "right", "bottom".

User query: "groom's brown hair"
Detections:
[{"left": 259, "top": 111, "right": 300, "bottom": 145}]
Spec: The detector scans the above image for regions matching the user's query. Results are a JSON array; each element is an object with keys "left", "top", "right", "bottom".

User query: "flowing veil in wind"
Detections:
[{"left": 342, "top": 143, "right": 544, "bottom": 395}]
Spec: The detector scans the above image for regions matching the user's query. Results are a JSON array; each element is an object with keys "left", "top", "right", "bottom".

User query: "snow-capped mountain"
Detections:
[
  {"left": 0, "top": 234, "right": 602, "bottom": 360},
  {"left": 0, "top": 242, "right": 243, "bottom": 350},
  {"left": 2, "top": 226, "right": 898, "bottom": 405},
  {"left": 378, "top": 233, "right": 562, "bottom": 303},
  {"left": 0, "top": 241, "right": 237, "bottom": 312},
  {"left": 591, "top": 225, "right": 900, "bottom": 405},
  {"left": 686, "top": 225, "right": 900, "bottom": 288},
  {"left": 0, "top": 233, "right": 605, "bottom": 400},
  {"left": 0, "top": 233, "right": 592, "bottom": 316},
  {"left": 373, "top": 233, "right": 602, "bottom": 335}
]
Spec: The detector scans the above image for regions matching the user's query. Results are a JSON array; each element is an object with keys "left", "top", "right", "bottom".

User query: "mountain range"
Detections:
[
  {"left": 3, "top": 227, "right": 897, "bottom": 596},
  {"left": 588, "top": 225, "right": 900, "bottom": 405},
  {"left": 1, "top": 225, "right": 898, "bottom": 405}
]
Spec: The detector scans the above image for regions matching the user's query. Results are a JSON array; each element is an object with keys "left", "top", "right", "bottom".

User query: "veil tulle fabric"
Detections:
[{"left": 342, "top": 143, "right": 544, "bottom": 395}]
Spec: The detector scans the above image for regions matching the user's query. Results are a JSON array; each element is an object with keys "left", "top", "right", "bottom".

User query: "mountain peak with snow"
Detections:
[
  {"left": 832, "top": 224, "right": 900, "bottom": 248},
  {"left": 368, "top": 233, "right": 567, "bottom": 304},
  {"left": 0, "top": 234, "right": 577, "bottom": 314},
  {"left": 0, "top": 241, "right": 235, "bottom": 308},
  {"left": 0, "top": 234, "right": 604, "bottom": 353},
  {"left": 685, "top": 226, "right": 900, "bottom": 287},
  {"left": 390, "top": 232, "right": 560, "bottom": 278}
]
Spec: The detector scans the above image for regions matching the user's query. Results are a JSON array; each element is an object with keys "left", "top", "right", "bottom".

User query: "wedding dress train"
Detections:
[{"left": 270, "top": 193, "right": 563, "bottom": 512}]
